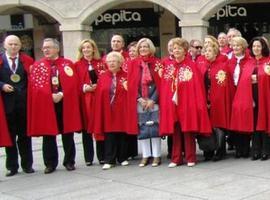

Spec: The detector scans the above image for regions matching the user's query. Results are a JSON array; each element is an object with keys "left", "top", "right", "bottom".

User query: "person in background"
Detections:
[
  {"left": 231, "top": 37, "right": 270, "bottom": 161},
  {"left": 75, "top": 39, "right": 106, "bottom": 166},
  {"left": 94, "top": 51, "right": 129, "bottom": 170},
  {"left": 28, "top": 38, "right": 82, "bottom": 174},
  {"left": 227, "top": 36, "right": 251, "bottom": 158},
  {"left": 188, "top": 39, "right": 203, "bottom": 62},
  {"left": 227, "top": 28, "right": 242, "bottom": 59},
  {"left": 218, "top": 32, "right": 230, "bottom": 55},
  {"left": 0, "top": 35, "right": 34, "bottom": 177}
]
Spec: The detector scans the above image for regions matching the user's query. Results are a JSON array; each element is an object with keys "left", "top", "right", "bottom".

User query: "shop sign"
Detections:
[{"left": 214, "top": 5, "right": 247, "bottom": 20}]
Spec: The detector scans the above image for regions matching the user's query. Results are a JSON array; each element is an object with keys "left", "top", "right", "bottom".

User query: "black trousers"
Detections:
[
  {"left": 42, "top": 101, "right": 75, "bottom": 168},
  {"left": 96, "top": 140, "right": 105, "bottom": 163},
  {"left": 127, "top": 135, "right": 138, "bottom": 158},
  {"left": 252, "top": 132, "right": 270, "bottom": 156},
  {"left": 5, "top": 108, "right": 33, "bottom": 171},
  {"left": 234, "top": 133, "right": 250, "bottom": 156},
  {"left": 82, "top": 131, "right": 94, "bottom": 163},
  {"left": 43, "top": 133, "right": 75, "bottom": 168},
  {"left": 104, "top": 132, "right": 128, "bottom": 164}
]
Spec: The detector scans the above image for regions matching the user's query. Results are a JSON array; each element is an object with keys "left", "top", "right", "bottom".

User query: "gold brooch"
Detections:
[
  {"left": 215, "top": 70, "right": 226, "bottom": 85},
  {"left": 264, "top": 64, "right": 270, "bottom": 75},
  {"left": 64, "top": 66, "right": 73, "bottom": 76}
]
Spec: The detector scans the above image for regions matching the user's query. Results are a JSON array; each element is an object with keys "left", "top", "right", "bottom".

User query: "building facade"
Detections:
[{"left": 0, "top": 0, "right": 268, "bottom": 60}]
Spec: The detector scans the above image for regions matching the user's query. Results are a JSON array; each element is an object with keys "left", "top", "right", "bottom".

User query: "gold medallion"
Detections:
[
  {"left": 64, "top": 66, "right": 73, "bottom": 77},
  {"left": 264, "top": 64, "right": 270, "bottom": 75},
  {"left": 10, "top": 74, "right": 21, "bottom": 83},
  {"left": 51, "top": 76, "right": 59, "bottom": 85}
]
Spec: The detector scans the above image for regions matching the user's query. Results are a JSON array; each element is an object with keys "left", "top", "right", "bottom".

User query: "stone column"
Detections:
[
  {"left": 178, "top": 17, "right": 209, "bottom": 42},
  {"left": 60, "top": 24, "right": 92, "bottom": 61}
]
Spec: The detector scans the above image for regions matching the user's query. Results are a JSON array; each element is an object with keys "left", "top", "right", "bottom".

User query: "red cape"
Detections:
[
  {"left": 175, "top": 57, "right": 211, "bottom": 134},
  {"left": 126, "top": 56, "right": 162, "bottom": 134},
  {"left": 0, "top": 96, "right": 12, "bottom": 147},
  {"left": 198, "top": 55, "right": 233, "bottom": 129},
  {"left": 159, "top": 56, "right": 177, "bottom": 135},
  {"left": 74, "top": 58, "right": 106, "bottom": 132},
  {"left": 93, "top": 70, "right": 128, "bottom": 140},
  {"left": 231, "top": 57, "right": 270, "bottom": 133},
  {"left": 27, "top": 57, "right": 82, "bottom": 136}
]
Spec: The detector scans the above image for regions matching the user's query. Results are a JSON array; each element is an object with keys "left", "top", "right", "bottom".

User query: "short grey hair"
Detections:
[{"left": 43, "top": 38, "right": 60, "bottom": 49}]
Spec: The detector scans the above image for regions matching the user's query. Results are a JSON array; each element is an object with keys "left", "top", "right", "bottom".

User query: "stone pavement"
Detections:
[{"left": 1, "top": 134, "right": 270, "bottom": 200}]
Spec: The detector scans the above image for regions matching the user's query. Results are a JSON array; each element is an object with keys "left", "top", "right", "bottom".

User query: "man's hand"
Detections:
[
  {"left": 52, "top": 92, "right": 63, "bottom": 103},
  {"left": 2, "top": 84, "right": 14, "bottom": 93}
]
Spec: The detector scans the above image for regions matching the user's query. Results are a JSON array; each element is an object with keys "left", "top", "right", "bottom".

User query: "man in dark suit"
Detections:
[{"left": 0, "top": 35, "right": 34, "bottom": 176}]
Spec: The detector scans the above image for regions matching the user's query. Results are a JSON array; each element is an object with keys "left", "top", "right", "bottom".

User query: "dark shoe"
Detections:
[
  {"left": 44, "top": 167, "right": 56, "bottom": 174},
  {"left": 235, "top": 152, "right": 242, "bottom": 159},
  {"left": 261, "top": 154, "right": 268, "bottom": 161},
  {"left": 99, "top": 160, "right": 105, "bottom": 165},
  {"left": 85, "top": 162, "right": 93, "bottom": 166},
  {"left": 212, "top": 155, "right": 222, "bottom": 162},
  {"left": 65, "top": 164, "right": 75, "bottom": 171},
  {"left": 251, "top": 154, "right": 260, "bottom": 161},
  {"left": 227, "top": 145, "right": 235, "bottom": 151},
  {"left": 23, "top": 167, "right": 35, "bottom": 174},
  {"left": 6, "top": 169, "right": 18, "bottom": 177}
]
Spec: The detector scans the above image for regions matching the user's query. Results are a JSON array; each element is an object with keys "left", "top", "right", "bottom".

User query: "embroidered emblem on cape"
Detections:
[
  {"left": 178, "top": 66, "right": 193, "bottom": 82},
  {"left": 215, "top": 70, "right": 226, "bottom": 85},
  {"left": 64, "top": 66, "right": 73, "bottom": 76},
  {"left": 31, "top": 62, "right": 49, "bottom": 88},
  {"left": 264, "top": 64, "right": 270, "bottom": 75},
  {"left": 164, "top": 64, "right": 176, "bottom": 80}
]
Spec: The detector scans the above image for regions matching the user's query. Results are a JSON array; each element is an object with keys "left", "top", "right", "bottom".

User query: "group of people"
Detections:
[{"left": 1, "top": 27, "right": 270, "bottom": 176}]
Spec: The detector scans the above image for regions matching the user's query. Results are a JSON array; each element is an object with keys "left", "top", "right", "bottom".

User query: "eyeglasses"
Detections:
[{"left": 192, "top": 46, "right": 203, "bottom": 50}]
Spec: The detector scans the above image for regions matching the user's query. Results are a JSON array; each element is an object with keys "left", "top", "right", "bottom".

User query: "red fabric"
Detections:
[
  {"left": 74, "top": 58, "right": 106, "bottom": 132},
  {"left": 141, "top": 61, "right": 153, "bottom": 98},
  {"left": 230, "top": 57, "right": 270, "bottom": 134},
  {"left": 159, "top": 56, "right": 177, "bottom": 135},
  {"left": 0, "top": 96, "right": 12, "bottom": 147},
  {"left": 126, "top": 56, "right": 162, "bottom": 134},
  {"left": 27, "top": 57, "right": 82, "bottom": 136},
  {"left": 93, "top": 70, "right": 128, "bottom": 140},
  {"left": 198, "top": 54, "right": 233, "bottom": 129},
  {"left": 220, "top": 46, "right": 231, "bottom": 55},
  {"left": 175, "top": 57, "right": 211, "bottom": 134}
]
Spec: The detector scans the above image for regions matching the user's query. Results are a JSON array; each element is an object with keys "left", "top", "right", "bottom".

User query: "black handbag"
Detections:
[
  {"left": 196, "top": 132, "right": 218, "bottom": 152},
  {"left": 137, "top": 103, "right": 159, "bottom": 140}
]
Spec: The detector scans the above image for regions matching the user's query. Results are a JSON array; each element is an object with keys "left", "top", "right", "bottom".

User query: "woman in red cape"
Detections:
[
  {"left": 227, "top": 36, "right": 251, "bottom": 158},
  {"left": 0, "top": 95, "right": 12, "bottom": 147},
  {"left": 75, "top": 39, "right": 106, "bottom": 166},
  {"left": 126, "top": 38, "right": 162, "bottom": 167},
  {"left": 165, "top": 38, "right": 211, "bottom": 168},
  {"left": 198, "top": 41, "right": 234, "bottom": 161},
  {"left": 230, "top": 37, "right": 270, "bottom": 161},
  {"left": 93, "top": 52, "right": 129, "bottom": 170}
]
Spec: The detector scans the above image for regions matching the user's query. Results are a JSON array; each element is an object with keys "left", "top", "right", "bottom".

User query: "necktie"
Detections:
[
  {"left": 110, "top": 74, "right": 117, "bottom": 104},
  {"left": 10, "top": 57, "right": 17, "bottom": 72}
]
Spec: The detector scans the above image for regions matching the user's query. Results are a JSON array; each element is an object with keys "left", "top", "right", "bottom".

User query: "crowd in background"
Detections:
[{"left": 1, "top": 27, "right": 270, "bottom": 176}]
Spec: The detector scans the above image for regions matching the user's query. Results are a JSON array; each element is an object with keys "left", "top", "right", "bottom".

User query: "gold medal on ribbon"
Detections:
[
  {"left": 64, "top": 66, "right": 73, "bottom": 77},
  {"left": 10, "top": 74, "right": 21, "bottom": 83},
  {"left": 51, "top": 76, "right": 59, "bottom": 85}
]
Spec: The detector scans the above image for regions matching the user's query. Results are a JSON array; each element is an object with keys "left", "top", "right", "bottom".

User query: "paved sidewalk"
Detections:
[{"left": 1, "top": 135, "right": 270, "bottom": 200}]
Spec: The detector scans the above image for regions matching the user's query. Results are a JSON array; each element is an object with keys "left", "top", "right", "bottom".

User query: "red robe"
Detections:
[
  {"left": 175, "top": 57, "right": 211, "bottom": 134},
  {"left": 0, "top": 96, "right": 12, "bottom": 147},
  {"left": 74, "top": 58, "right": 106, "bottom": 132},
  {"left": 198, "top": 55, "right": 233, "bottom": 129},
  {"left": 27, "top": 57, "right": 82, "bottom": 136},
  {"left": 93, "top": 70, "right": 128, "bottom": 140},
  {"left": 159, "top": 56, "right": 177, "bottom": 135},
  {"left": 230, "top": 57, "right": 270, "bottom": 134},
  {"left": 126, "top": 56, "right": 162, "bottom": 134}
]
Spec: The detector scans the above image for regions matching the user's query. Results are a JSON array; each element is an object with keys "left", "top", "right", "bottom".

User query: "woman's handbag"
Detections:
[{"left": 137, "top": 103, "right": 159, "bottom": 140}]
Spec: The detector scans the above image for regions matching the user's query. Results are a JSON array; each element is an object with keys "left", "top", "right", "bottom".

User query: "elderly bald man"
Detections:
[{"left": 0, "top": 35, "right": 34, "bottom": 176}]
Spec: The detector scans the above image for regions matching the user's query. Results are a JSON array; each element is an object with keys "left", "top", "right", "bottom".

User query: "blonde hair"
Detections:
[
  {"left": 205, "top": 41, "right": 220, "bottom": 56},
  {"left": 171, "top": 37, "right": 189, "bottom": 52},
  {"left": 136, "top": 38, "right": 156, "bottom": 56},
  {"left": 231, "top": 36, "right": 248, "bottom": 50},
  {"left": 76, "top": 39, "right": 100, "bottom": 61},
  {"left": 106, "top": 51, "right": 124, "bottom": 66}
]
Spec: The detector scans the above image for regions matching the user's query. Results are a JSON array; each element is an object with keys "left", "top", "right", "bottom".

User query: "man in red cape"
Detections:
[
  {"left": 0, "top": 35, "right": 34, "bottom": 176},
  {"left": 28, "top": 38, "right": 82, "bottom": 174}
]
